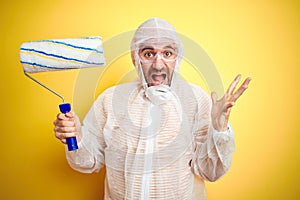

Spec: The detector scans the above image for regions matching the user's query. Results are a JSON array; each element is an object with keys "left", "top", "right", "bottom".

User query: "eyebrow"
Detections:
[
  {"left": 163, "top": 45, "right": 176, "bottom": 51},
  {"left": 140, "top": 45, "right": 176, "bottom": 52},
  {"left": 140, "top": 46, "right": 154, "bottom": 52}
]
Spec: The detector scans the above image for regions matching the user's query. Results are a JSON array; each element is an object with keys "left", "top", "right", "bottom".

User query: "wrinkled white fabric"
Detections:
[
  {"left": 66, "top": 79, "right": 235, "bottom": 200},
  {"left": 66, "top": 17, "right": 235, "bottom": 200}
]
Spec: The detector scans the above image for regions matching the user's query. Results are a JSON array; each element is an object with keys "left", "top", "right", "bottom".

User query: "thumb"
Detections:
[
  {"left": 65, "top": 111, "right": 77, "bottom": 119},
  {"left": 211, "top": 92, "right": 218, "bottom": 104}
]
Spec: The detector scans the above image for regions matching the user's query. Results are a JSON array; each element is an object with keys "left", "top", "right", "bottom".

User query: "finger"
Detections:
[
  {"left": 54, "top": 126, "right": 77, "bottom": 133},
  {"left": 56, "top": 113, "right": 66, "bottom": 120},
  {"left": 232, "top": 77, "right": 252, "bottom": 101},
  {"left": 217, "top": 101, "right": 234, "bottom": 114},
  {"left": 60, "top": 120, "right": 76, "bottom": 127},
  {"left": 65, "top": 111, "right": 75, "bottom": 118},
  {"left": 226, "top": 74, "right": 242, "bottom": 95},
  {"left": 55, "top": 131, "right": 76, "bottom": 139},
  {"left": 56, "top": 113, "right": 73, "bottom": 121},
  {"left": 56, "top": 112, "right": 75, "bottom": 120},
  {"left": 226, "top": 101, "right": 235, "bottom": 109},
  {"left": 225, "top": 107, "right": 232, "bottom": 116},
  {"left": 60, "top": 138, "right": 67, "bottom": 144},
  {"left": 211, "top": 92, "right": 218, "bottom": 104},
  {"left": 53, "top": 118, "right": 76, "bottom": 127},
  {"left": 55, "top": 132, "right": 76, "bottom": 142}
]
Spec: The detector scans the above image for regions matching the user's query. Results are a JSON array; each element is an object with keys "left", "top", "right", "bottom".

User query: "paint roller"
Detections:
[{"left": 20, "top": 36, "right": 106, "bottom": 151}]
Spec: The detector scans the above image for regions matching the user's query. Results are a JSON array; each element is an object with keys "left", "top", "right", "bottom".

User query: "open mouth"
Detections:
[{"left": 151, "top": 74, "right": 167, "bottom": 85}]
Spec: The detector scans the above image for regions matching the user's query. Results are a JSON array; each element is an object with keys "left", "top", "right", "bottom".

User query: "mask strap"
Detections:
[
  {"left": 169, "top": 59, "right": 179, "bottom": 88},
  {"left": 135, "top": 48, "right": 148, "bottom": 90}
]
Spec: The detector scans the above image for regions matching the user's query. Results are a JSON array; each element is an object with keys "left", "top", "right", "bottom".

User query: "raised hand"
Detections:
[{"left": 211, "top": 74, "right": 252, "bottom": 132}]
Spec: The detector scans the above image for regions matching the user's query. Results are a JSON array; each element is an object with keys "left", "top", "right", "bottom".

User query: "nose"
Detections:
[{"left": 152, "top": 53, "right": 164, "bottom": 71}]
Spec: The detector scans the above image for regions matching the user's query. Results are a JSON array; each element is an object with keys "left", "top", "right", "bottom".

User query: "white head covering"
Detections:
[
  {"left": 130, "top": 18, "right": 184, "bottom": 105},
  {"left": 131, "top": 18, "right": 184, "bottom": 65}
]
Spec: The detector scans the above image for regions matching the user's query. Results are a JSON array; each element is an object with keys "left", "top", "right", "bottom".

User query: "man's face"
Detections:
[{"left": 138, "top": 42, "right": 178, "bottom": 87}]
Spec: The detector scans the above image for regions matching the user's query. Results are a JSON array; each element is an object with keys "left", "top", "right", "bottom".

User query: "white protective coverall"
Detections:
[{"left": 66, "top": 18, "right": 235, "bottom": 200}]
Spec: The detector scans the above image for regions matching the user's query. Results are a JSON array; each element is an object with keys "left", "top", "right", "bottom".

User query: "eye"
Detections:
[
  {"left": 144, "top": 52, "right": 154, "bottom": 59},
  {"left": 164, "top": 51, "right": 172, "bottom": 57}
]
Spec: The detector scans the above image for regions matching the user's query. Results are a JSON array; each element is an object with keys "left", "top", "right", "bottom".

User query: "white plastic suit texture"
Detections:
[{"left": 66, "top": 18, "right": 235, "bottom": 200}]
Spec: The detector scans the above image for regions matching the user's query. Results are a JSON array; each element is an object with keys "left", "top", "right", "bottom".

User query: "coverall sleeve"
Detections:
[
  {"left": 65, "top": 94, "right": 107, "bottom": 174},
  {"left": 191, "top": 91, "right": 235, "bottom": 182}
]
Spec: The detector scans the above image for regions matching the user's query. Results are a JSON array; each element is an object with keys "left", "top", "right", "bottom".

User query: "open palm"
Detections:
[{"left": 211, "top": 74, "right": 252, "bottom": 132}]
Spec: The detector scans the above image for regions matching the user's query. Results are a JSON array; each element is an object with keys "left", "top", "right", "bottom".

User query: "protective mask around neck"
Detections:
[{"left": 145, "top": 84, "right": 173, "bottom": 105}]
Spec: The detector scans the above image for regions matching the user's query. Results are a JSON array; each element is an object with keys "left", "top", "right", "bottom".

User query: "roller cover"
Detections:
[{"left": 20, "top": 36, "right": 105, "bottom": 73}]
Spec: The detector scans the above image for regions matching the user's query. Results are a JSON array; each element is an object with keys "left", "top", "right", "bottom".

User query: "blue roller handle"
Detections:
[{"left": 59, "top": 103, "right": 78, "bottom": 151}]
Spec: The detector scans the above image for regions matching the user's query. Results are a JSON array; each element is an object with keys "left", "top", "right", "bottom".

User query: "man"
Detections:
[{"left": 54, "top": 18, "right": 251, "bottom": 199}]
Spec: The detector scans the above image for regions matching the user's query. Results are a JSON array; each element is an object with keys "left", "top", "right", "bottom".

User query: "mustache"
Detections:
[
  {"left": 148, "top": 65, "right": 168, "bottom": 73},
  {"left": 149, "top": 69, "right": 167, "bottom": 74}
]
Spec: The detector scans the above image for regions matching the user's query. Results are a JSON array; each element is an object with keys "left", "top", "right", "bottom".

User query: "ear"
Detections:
[{"left": 131, "top": 50, "right": 136, "bottom": 66}]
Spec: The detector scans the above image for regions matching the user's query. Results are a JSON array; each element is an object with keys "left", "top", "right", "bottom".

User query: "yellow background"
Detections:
[{"left": 1, "top": 0, "right": 299, "bottom": 199}]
